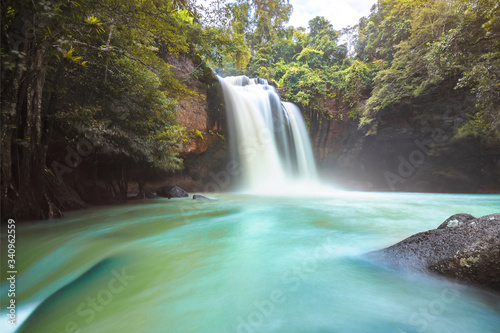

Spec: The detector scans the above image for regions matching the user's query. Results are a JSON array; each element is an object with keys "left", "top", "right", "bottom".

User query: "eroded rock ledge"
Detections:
[{"left": 370, "top": 213, "right": 500, "bottom": 292}]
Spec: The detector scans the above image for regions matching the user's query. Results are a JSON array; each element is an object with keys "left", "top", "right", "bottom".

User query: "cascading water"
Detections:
[{"left": 218, "top": 75, "right": 317, "bottom": 193}]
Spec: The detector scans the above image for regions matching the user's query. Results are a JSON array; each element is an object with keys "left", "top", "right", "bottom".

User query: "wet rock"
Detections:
[
  {"left": 146, "top": 192, "right": 158, "bottom": 199},
  {"left": 476, "top": 213, "right": 500, "bottom": 224},
  {"left": 312, "top": 92, "right": 500, "bottom": 193},
  {"left": 240, "top": 76, "right": 250, "bottom": 86},
  {"left": 193, "top": 194, "right": 213, "bottom": 201},
  {"left": 437, "top": 213, "right": 476, "bottom": 229},
  {"left": 370, "top": 213, "right": 500, "bottom": 292},
  {"left": 157, "top": 185, "right": 188, "bottom": 198}
]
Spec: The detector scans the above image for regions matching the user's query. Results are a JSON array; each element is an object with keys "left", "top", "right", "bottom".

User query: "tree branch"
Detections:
[
  {"left": 71, "top": 40, "right": 156, "bottom": 72},
  {"left": 106, "top": 24, "right": 114, "bottom": 48},
  {"left": 472, "top": 35, "right": 500, "bottom": 46}
]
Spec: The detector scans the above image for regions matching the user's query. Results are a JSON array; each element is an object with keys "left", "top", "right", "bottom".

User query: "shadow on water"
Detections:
[{"left": 18, "top": 257, "right": 130, "bottom": 332}]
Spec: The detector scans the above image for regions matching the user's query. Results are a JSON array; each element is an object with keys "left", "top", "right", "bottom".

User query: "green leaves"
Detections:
[
  {"left": 296, "top": 48, "right": 324, "bottom": 69},
  {"left": 268, "top": 14, "right": 378, "bottom": 119},
  {"left": 23, "top": 0, "right": 211, "bottom": 174},
  {"left": 176, "top": 9, "right": 194, "bottom": 24},
  {"left": 61, "top": 46, "right": 81, "bottom": 61},
  {"left": 85, "top": 15, "right": 104, "bottom": 34},
  {"left": 361, "top": 0, "right": 500, "bottom": 139}
]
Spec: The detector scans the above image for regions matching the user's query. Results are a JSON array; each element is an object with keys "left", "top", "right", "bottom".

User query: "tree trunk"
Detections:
[
  {"left": 1, "top": 40, "right": 31, "bottom": 217},
  {"left": 20, "top": 43, "right": 49, "bottom": 190},
  {"left": 1, "top": 126, "right": 15, "bottom": 216},
  {"left": 117, "top": 167, "right": 128, "bottom": 199},
  {"left": 17, "top": 43, "right": 53, "bottom": 219},
  {"left": 137, "top": 172, "right": 146, "bottom": 199}
]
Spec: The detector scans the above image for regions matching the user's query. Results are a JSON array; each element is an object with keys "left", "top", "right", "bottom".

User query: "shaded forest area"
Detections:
[{"left": 2, "top": 0, "right": 499, "bottom": 219}]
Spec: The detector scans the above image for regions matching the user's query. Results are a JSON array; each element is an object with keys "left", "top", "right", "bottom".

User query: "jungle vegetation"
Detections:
[{"left": 1, "top": 0, "right": 499, "bottom": 218}]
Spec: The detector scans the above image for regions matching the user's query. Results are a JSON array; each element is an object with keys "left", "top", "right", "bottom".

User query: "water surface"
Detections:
[{"left": 1, "top": 192, "right": 499, "bottom": 332}]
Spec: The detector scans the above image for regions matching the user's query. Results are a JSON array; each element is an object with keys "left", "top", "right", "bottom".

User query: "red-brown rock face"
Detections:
[
  {"left": 168, "top": 55, "right": 219, "bottom": 156},
  {"left": 160, "top": 54, "right": 230, "bottom": 192}
]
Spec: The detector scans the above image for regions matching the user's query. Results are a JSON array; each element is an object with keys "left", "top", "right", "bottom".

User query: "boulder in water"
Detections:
[
  {"left": 370, "top": 213, "right": 500, "bottom": 292},
  {"left": 193, "top": 194, "right": 214, "bottom": 201},
  {"left": 157, "top": 185, "right": 188, "bottom": 198}
]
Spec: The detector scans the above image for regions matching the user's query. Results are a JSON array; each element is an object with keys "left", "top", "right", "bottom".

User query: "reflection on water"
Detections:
[{"left": 1, "top": 192, "right": 500, "bottom": 332}]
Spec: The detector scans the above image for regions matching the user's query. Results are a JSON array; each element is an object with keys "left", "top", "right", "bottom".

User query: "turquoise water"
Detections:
[{"left": 1, "top": 192, "right": 499, "bottom": 332}]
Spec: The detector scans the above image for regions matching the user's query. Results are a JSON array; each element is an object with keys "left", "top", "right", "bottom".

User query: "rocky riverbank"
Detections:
[{"left": 370, "top": 213, "right": 500, "bottom": 293}]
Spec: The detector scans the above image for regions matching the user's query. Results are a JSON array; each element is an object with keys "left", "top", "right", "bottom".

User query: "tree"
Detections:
[
  {"left": 355, "top": 0, "right": 425, "bottom": 63},
  {"left": 362, "top": 0, "right": 500, "bottom": 141},
  {"left": 1, "top": 0, "right": 199, "bottom": 218}
]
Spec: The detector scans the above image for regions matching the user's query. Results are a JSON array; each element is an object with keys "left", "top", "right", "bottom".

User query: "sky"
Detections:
[
  {"left": 287, "top": 0, "right": 377, "bottom": 30},
  {"left": 196, "top": 0, "right": 377, "bottom": 31}
]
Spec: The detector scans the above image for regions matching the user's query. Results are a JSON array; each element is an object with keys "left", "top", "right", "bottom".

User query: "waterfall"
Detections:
[{"left": 218, "top": 75, "right": 317, "bottom": 193}]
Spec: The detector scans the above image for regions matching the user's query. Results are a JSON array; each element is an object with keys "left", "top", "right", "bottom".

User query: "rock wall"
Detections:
[
  {"left": 168, "top": 64, "right": 500, "bottom": 194},
  {"left": 161, "top": 55, "right": 230, "bottom": 192},
  {"left": 309, "top": 94, "right": 500, "bottom": 193}
]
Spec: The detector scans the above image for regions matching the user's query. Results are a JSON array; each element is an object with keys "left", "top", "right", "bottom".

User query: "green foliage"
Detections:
[
  {"left": 54, "top": 52, "right": 187, "bottom": 170},
  {"left": 274, "top": 14, "right": 380, "bottom": 118},
  {"left": 355, "top": 0, "right": 426, "bottom": 63},
  {"left": 212, "top": 0, "right": 499, "bottom": 144},
  {"left": 48, "top": 0, "right": 201, "bottom": 171},
  {"left": 190, "top": 130, "right": 204, "bottom": 140},
  {"left": 2, "top": 0, "right": 499, "bottom": 218},
  {"left": 85, "top": 15, "right": 105, "bottom": 34},
  {"left": 1, "top": 0, "right": 221, "bottom": 187},
  {"left": 329, "top": 60, "right": 383, "bottom": 115},
  {"left": 209, "top": 129, "right": 225, "bottom": 140},
  {"left": 280, "top": 63, "right": 327, "bottom": 112},
  {"left": 455, "top": 112, "right": 493, "bottom": 142},
  {"left": 362, "top": 0, "right": 500, "bottom": 140},
  {"left": 206, "top": 0, "right": 294, "bottom": 75},
  {"left": 296, "top": 48, "right": 324, "bottom": 69}
]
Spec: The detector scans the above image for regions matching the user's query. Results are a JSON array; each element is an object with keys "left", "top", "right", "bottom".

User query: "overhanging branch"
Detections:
[{"left": 71, "top": 40, "right": 157, "bottom": 72}]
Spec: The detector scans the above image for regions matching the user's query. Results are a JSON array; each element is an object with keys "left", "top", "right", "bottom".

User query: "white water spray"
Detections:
[{"left": 218, "top": 76, "right": 318, "bottom": 193}]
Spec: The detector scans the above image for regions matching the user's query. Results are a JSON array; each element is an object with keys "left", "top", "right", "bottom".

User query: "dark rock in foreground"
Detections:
[
  {"left": 370, "top": 213, "right": 500, "bottom": 292},
  {"left": 193, "top": 194, "right": 214, "bottom": 201},
  {"left": 157, "top": 185, "right": 188, "bottom": 198}
]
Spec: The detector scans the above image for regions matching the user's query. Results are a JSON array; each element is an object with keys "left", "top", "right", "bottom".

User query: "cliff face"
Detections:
[
  {"left": 170, "top": 64, "right": 499, "bottom": 194},
  {"left": 310, "top": 95, "right": 500, "bottom": 193},
  {"left": 163, "top": 55, "right": 230, "bottom": 192}
]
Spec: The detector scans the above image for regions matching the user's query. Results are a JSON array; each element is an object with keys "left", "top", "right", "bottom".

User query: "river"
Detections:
[{"left": 1, "top": 192, "right": 499, "bottom": 332}]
